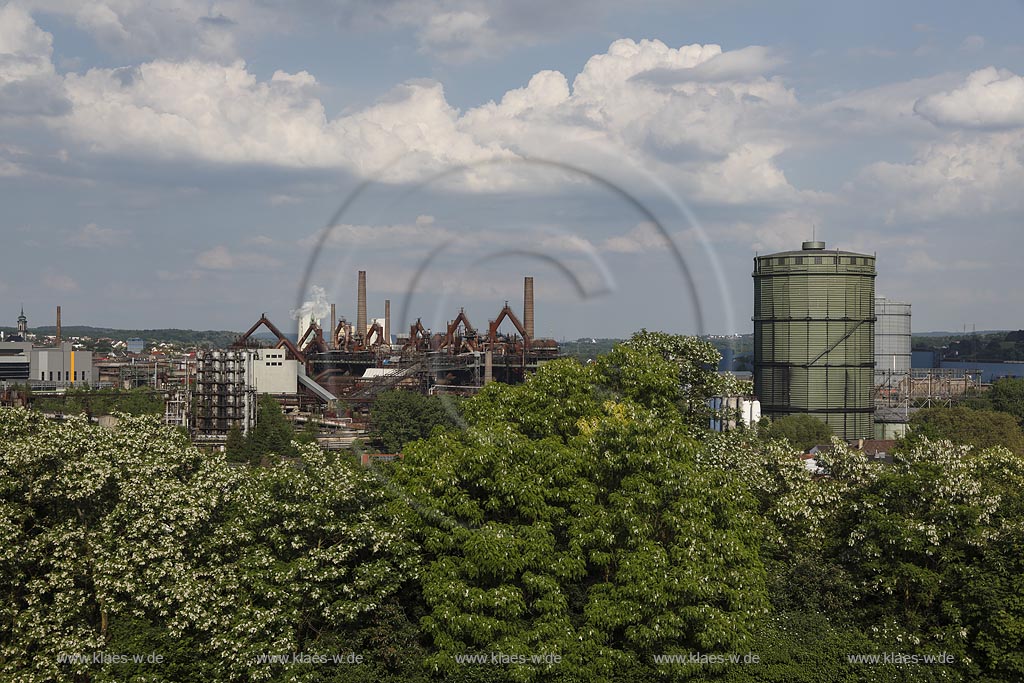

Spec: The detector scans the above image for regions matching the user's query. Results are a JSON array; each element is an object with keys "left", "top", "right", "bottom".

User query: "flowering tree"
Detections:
[
  {"left": 819, "top": 439, "right": 1024, "bottom": 680},
  {"left": 0, "top": 409, "right": 420, "bottom": 682}
]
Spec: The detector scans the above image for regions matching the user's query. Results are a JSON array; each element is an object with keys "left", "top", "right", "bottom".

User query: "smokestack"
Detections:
[
  {"left": 357, "top": 270, "right": 367, "bottom": 338},
  {"left": 330, "top": 303, "right": 337, "bottom": 349},
  {"left": 56, "top": 306, "right": 61, "bottom": 346},
  {"left": 384, "top": 299, "right": 390, "bottom": 345},
  {"left": 484, "top": 349, "right": 493, "bottom": 385},
  {"left": 523, "top": 276, "right": 534, "bottom": 339}
]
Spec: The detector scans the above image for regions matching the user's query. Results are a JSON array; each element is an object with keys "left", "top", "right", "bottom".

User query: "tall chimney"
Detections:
[
  {"left": 357, "top": 270, "right": 367, "bottom": 339},
  {"left": 56, "top": 305, "right": 61, "bottom": 346},
  {"left": 384, "top": 299, "right": 391, "bottom": 346},
  {"left": 523, "top": 276, "right": 534, "bottom": 339},
  {"left": 330, "top": 303, "right": 337, "bottom": 349}
]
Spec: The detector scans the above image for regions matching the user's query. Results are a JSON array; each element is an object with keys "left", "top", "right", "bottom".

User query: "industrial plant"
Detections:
[
  {"left": 190, "top": 271, "right": 559, "bottom": 444},
  {"left": 0, "top": 239, "right": 1006, "bottom": 451}
]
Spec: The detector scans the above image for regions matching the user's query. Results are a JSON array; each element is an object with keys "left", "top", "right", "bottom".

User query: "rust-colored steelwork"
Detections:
[
  {"left": 233, "top": 314, "right": 305, "bottom": 362},
  {"left": 442, "top": 308, "right": 479, "bottom": 353},
  {"left": 298, "top": 322, "right": 327, "bottom": 356},
  {"left": 332, "top": 317, "right": 352, "bottom": 352},
  {"left": 365, "top": 320, "right": 387, "bottom": 348},
  {"left": 488, "top": 302, "right": 531, "bottom": 351},
  {"left": 404, "top": 318, "right": 430, "bottom": 352},
  {"left": 230, "top": 272, "right": 559, "bottom": 408}
]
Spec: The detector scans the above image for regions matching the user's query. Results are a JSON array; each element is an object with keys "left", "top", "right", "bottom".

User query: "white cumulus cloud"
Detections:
[
  {"left": 914, "top": 67, "right": 1024, "bottom": 129},
  {"left": 45, "top": 37, "right": 806, "bottom": 206},
  {"left": 0, "top": 4, "right": 68, "bottom": 116}
]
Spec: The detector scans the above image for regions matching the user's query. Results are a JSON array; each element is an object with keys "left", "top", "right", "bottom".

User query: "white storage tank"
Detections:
[
  {"left": 875, "top": 297, "right": 911, "bottom": 386},
  {"left": 709, "top": 396, "right": 762, "bottom": 432}
]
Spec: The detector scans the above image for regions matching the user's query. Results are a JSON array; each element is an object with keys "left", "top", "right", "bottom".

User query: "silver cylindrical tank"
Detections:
[{"left": 874, "top": 297, "right": 911, "bottom": 386}]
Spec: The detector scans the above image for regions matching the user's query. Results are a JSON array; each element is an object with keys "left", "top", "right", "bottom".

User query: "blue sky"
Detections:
[{"left": 2, "top": 0, "right": 1024, "bottom": 337}]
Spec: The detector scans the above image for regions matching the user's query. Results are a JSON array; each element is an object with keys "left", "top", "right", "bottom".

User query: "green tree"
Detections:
[
  {"left": 370, "top": 390, "right": 459, "bottom": 453},
  {"left": 249, "top": 394, "right": 297, "bottom": 459},
  {"left": 0, "top": 409, "right": 238, "bottom": 681},
  {"left": 816, "top": 439, "right": 1024, "bottom": 681},
  {"left": 224, "top": 423, "right": 249, "bottom": 463},
  {"left": 909, "top": 406, "right": 1024, "bottom": 454},
  {"left": 0, "top": 408, "right": 423, "bottom": 682},
  {"left": 758, "top": 414, "right": 834, "bottom": 452},
  {"left": 392, "top": 334, "right": 769, "bottom": 681},
  {"left": 987, "top": 378, "right": 1024, "bottom": 426},
  {"left": 296, "top": 417, "right": 320, "bottom": 445},
  {"left": 32, "top": 387, "right": 163, "bottom": 417}
]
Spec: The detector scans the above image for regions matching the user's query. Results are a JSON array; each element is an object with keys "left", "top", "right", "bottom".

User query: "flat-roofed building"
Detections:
[
  {"left": 30, "top": 343, "right": 93, "bottom": 386},
  {"left": 0, "top": 342, "right": 32, "bottom": 382}
]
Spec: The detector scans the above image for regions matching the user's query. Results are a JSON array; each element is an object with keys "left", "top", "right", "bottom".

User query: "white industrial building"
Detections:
[
  {"left": 192, "top": 348, "right": 334, "bottom": 442},
  {"left": 875, "top": 297, "right": 912, "bottom": 385},
  {"left": 247, "top": 349, "right": 298, "bottom": 394},
  {"left": 31, "top": 343, "right": 94, "bottom": 386}
]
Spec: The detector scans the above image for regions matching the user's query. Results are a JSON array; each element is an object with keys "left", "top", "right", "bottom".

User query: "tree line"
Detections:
[{"left": 2, "top": 331, "right": 1024, "bottom": 682}]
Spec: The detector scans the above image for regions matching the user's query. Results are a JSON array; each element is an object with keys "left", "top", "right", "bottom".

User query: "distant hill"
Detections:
[
  {"left": 914, "top": 330, "right": 1024, "bottom": 363},
  {"left": 914, "top": 330, "right": 1010, "bottom": 337},
  {"left": 0, "top": 326, "right": 242, "bottom": 348}
]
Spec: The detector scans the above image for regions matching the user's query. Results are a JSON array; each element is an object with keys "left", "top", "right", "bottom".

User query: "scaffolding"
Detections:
[{"left": 192, "top": 350, "right": 257, "bottom": 442}]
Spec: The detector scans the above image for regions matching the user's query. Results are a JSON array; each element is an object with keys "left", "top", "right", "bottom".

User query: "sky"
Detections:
[{"left": 2, "top": 0, "right": 1024, "bottom": 338}]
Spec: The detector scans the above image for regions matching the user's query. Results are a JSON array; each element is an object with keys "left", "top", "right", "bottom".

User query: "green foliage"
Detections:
[
  {"left": 297, "top": 417, "right": 320, "bottom": 445},
  {"left": 6, "top": 329, "right": 1024, "bottom": 682},
  {"left": 0, "top": 409, "right": 421, "bottom": 682},
  {"left": 758, "top": 414, "right": 834, "bottom": 452},
  {"left": 0, "top": 325, "right": 242, "bottom": 348},
  {"left": 908, "top": 406, "right": 1024, "bottom": 454},
  {"left": 224, "top": 424, "right": 250, "bottom": 463},
  {"left": 913, "top": 331, "right": 1024, "bottom": 362},
  {"left": 393, "top": 334, "right": 769, "bottom": 681},
  {"left": 815, "top": 440, "right": 1024, "bottom": 681},
  {"left": 985, "top": 378, "right": 1024, "bottom": 426},
  {"left": 223, "top": 397, "right": 320, "bottom": 465},
  {"left": 249, "top": 394, "right": 297, "bottom": 457},
  {"left": 370, "top": 390, "right": 460, "bottom": 453}
]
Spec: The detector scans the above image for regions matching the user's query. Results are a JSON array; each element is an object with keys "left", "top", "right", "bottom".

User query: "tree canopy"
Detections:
[
  {"left": 0, "top": 409, "right": 421, "bottom": 682},
  {"left": 909, "top": 406, "right": 1024, "bottom": 455},
  {"left": 758, "top": 414, "right": 834, "bottom": 452},
  {"left": 4, "top": 331, "right": 1024, "bottom": 682},
  {"left": 370, "top": 390, "right": 461, "bottom": 453}
]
